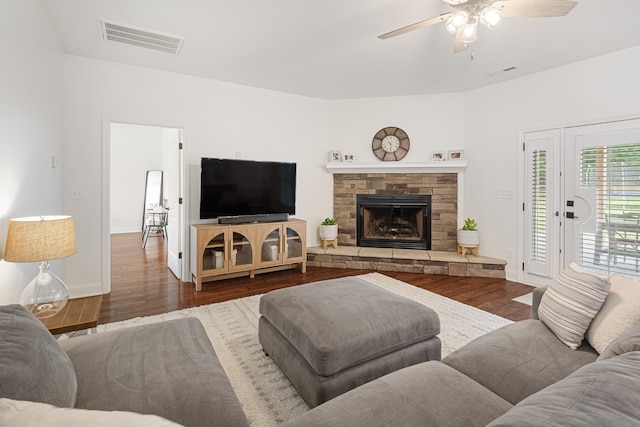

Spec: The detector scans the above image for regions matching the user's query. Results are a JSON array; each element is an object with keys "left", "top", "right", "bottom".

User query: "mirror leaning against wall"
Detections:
[{"left": 142, "top": 170, "right": 164, "bottom": 231}]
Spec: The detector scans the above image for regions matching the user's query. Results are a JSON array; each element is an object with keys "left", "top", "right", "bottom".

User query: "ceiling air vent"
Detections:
[
  {"left": 100, "top": 19, "right": 185, "bottom": 54},
  {"left": 488, "top": 66, "right": 518, "bottom": 77}
]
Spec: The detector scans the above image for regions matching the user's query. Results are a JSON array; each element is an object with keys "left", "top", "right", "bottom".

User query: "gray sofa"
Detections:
[
  {"left": 0, "top": 304, "right": 249, "bottom": 427},
  {"left": 3, "top": 274, "right": 640, "bottom": 426},
  {"left": 280, "top": 286, "right": 640, "bottom": 426}
]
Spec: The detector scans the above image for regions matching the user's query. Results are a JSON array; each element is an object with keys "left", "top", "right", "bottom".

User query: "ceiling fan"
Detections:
[{"left": 379, "top": 0, "right": 578, "bottom": 53}]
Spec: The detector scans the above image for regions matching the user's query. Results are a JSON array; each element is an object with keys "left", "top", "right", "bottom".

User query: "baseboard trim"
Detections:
[{"left": 68, "top": 281, "right": 104, "bottom": 298}]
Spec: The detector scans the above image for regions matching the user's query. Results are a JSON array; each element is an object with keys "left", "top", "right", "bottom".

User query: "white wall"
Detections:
[
  {"left": 62, "top": 55, "right": 330, "bottom": 295},
  {"left": 110, "top": 123, "right": 174, "bottom": 233},
  {"left": 0, "top": 0, "right": 64, "bottom": 305},
  {"left": 464, "top": 46, "right": 640, "bottom": 280},
  {"left": 328, "top": 93, "right": 465, "bottom": 164}
]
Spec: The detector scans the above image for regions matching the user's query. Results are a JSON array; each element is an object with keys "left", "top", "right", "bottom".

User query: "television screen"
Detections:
[{"left": 200, "top": 158, "right": 296, "bottom": 219}]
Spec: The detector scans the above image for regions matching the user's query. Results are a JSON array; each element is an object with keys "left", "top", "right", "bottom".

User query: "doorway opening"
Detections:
[{"left": 107, "top": 121, "right": 185, "bottom": 293}]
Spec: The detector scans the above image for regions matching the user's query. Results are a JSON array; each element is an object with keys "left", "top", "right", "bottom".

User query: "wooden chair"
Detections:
[{"left": 606, "top": 213, "right": 640, "bottom": 271}]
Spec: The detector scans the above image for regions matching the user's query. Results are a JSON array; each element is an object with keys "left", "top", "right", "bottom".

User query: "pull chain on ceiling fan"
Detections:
[{"left": 379, "top": 0, "right": 578, "bottom": 53}]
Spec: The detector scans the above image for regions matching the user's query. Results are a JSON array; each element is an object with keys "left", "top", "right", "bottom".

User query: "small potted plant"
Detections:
[
  {"left": 319, "top": 217, "right": 338, "bottom": 240},
  {"left": 457, "top": 218, "right": 479, "bottom": 248}
]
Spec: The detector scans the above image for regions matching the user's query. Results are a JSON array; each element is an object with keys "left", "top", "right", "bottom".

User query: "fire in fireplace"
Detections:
[{"left": 356, "top": 194, "right": 431, "bottom": 250}]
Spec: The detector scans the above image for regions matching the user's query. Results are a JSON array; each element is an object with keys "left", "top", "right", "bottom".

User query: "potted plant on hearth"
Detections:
[
  {"left": 457, "top": 218, "right": 479, "bottom": 253},
  {"left": 319, "top": 217, "right": 338, "bottom": 240}
]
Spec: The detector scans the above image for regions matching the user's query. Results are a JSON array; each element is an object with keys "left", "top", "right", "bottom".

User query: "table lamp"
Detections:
[{"left": 4, "top": 215, "right": 77, "bottom": 319}]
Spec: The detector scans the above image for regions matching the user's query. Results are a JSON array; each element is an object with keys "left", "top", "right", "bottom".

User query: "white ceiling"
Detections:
[{"left": 39, "top": 0, "right": 640, "bottom": 100}]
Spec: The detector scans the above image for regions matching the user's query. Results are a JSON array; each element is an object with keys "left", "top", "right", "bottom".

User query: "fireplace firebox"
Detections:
[{"left": 356, "top": 194, "right": 431, "bottom": 250}]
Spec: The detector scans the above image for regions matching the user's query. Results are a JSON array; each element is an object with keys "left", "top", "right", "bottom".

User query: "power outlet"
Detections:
[
  {"left": 506, "top": 248, "right": 514, "bottom": 258},
  {"left": 70, "top": 189, "right": 84, "bottom": 200}
]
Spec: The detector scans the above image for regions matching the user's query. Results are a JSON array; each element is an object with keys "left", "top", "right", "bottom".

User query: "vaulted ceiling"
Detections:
[{"left": 39, "top": 0, "right": 640, "bottom": 99}]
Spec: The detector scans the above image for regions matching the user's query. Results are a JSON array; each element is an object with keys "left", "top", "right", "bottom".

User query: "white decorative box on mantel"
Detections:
[{"left": 324, "top": 161, "right": 467, "bottom": 174}]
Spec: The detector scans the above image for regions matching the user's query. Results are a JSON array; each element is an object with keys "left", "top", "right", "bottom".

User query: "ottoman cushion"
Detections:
[{"left": 259, "top": 276, "right": 440, "bottom": 376}]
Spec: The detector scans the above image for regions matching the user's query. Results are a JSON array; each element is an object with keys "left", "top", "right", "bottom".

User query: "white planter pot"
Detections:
[
  {"left": 319, "top": 224, "right": 338, "bottom": 240},
  {"left": 457, "top": 229, "right": 479, "bottom": 248}
]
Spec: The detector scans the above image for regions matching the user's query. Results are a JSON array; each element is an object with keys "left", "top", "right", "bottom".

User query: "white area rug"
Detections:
[
  {"left": 512, "top": 292, "right": 533, "bottom": 306},
  {"left": 98, "top": 273, "right": 512, "bottom": 426}
]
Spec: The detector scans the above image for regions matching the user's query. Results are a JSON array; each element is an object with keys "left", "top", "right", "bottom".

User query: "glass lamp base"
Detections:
[{"left": 20, "top": 261, "right": 69, "bottom": 319}]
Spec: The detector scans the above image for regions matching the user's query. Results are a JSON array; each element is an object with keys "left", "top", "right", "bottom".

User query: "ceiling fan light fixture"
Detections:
[
  {"left": 446, "top": 10, "right": 469, "bottom": 34},
  {"left": 459, "top": 19, "right": 478, "bottom": 44},
  {"left": 480, "top": 6, "right": 503, "bottom": 30}
]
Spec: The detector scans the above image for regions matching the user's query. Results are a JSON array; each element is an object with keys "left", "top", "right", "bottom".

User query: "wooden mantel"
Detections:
[{"left": 325, "top": 160, "right": 467, "bottom": 174}]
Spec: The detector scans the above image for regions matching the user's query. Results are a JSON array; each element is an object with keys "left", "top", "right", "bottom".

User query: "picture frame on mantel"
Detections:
[
  {"left": 431, "top": 151, "right": 445, "bottom": 161},
  {"left": 448, "top": 149, "right": 464, "bottom": 160},
  {"left": 328, "top": 150, "right": 342, "bottom": 162}
]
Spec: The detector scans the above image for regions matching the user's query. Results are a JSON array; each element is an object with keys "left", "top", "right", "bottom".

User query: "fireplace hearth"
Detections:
[{"left": 357, "top": 194, "right": 431, "bottom": 250}]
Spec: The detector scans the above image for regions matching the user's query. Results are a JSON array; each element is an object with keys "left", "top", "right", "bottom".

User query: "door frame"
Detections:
[{"left": 101, "top": 116, "right": 189, "bottom": 294}]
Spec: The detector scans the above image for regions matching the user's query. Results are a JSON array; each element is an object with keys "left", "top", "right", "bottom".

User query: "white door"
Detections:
[
  {"left": 523, "top": 129, "right": 561, "bottom": 286},
  {"left": 166, "top": 131, "right": 184, "bottom": 279},
  {"left": 564, "top": 119, "right": 640, "bottom": 280}
]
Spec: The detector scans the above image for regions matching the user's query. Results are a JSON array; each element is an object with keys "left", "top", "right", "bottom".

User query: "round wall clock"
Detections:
[{"left": 372, "top": 127, "right": 410, "bottom": 161}]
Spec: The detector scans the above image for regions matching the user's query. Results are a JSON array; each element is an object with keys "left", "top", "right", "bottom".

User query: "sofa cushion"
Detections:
[
  {"left": 59, "top": 317, "right": 249, "bottom": 427},
  {"left": 586, "top": 274, "right": 640, "bottom": 353},
  {"left": 0, "top": 398, "right": 180, "bottom": 426},
  {"left": 487, "top": 351, "right": 640, "bottom": 427},
  {"left": 538, "top": 263, "right": 610, "bottom": 349},
  {"left": 0, "top": 304, "right": 77, "bottom": 407},
  {"left": 279, "top": 361, "right": 512, "bottom": 427},
  {"left": 442, "top": 319, "right": 597, "bottom": 405},
  {"left": 598, "top": 324, "right": 640, "bottom": 360}
]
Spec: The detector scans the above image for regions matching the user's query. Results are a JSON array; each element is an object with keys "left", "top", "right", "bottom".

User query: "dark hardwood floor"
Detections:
[{"left": 102, "top": 232, "right": 534, "bottom": 324}]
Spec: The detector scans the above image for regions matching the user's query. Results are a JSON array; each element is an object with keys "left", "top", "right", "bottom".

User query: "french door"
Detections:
[
  {"left": 524, "top": 118, "right": 640, "bottom": 285},
  {"left": 523, "top": 130, "right": 561, "bottom": 286}
]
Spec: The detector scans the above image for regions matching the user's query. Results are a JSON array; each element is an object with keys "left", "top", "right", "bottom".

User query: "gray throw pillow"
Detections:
[
  {"left": 538, "top": 263, "right": 610, "bottom": 349},
  {"left": 0, "top": 305, "right": 77, "bottom": 407}
]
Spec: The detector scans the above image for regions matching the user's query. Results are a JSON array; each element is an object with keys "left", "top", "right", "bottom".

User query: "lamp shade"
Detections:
[{"left": 4, "top": 215, "right": 77, "bottom": 262}]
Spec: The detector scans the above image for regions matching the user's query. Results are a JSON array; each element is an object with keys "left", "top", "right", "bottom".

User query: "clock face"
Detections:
[
  {"left": 372, "top": 127, "right": 410, "bottom": 161},
  {"left": 381, "top": 135, "right": 400, "bottom": 152}
]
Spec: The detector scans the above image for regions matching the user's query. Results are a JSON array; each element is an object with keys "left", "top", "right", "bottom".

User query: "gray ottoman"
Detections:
[{"left": 258, "top": 276, "right": 441, "bottom": 407}]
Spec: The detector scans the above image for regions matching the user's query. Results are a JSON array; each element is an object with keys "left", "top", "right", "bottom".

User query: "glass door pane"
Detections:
[
  {"left": 285, "top": 227, "right": 303, "bottom": 260},
  {"left": 261, "top": 228, "right": 281, "bottom": 263},
  {"left": 204, "top": 232, "right": 226, "bottom": 271},
  {"left": 231, "top": 231, "right": 253, "bottom": 268}
]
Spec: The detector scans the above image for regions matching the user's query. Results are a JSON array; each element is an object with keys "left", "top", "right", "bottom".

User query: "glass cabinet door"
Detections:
[
  {"left": 230, "top": 229, "right": 254, "bottom": 270},
  {"left": 284, "top": 226, "right": 304, "bottom": 261},
  {"left": 260, "top": 228, "right": 282, "bottom": 264},
  {"left": 203, "top": 231, "right": 226, "bottom": 272}
]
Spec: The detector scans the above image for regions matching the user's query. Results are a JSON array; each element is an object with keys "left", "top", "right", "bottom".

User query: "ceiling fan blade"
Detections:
[
  {"left": 453, "top": 31, "right": 469, "bottom": 53},
  {"left": 493, "top": 0, "right": 578, "bottom": 18},
  {"left": 378, "top": 13, "right": 452, "bottom": 39}
]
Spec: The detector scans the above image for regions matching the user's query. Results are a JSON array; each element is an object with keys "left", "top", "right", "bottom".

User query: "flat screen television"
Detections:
[{"left": 200, "top": 158, "right": 296, "bottom": 220}]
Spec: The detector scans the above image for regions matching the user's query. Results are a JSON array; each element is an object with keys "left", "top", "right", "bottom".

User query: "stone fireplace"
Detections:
[
  {"left": 310, "top": 164, "right": 506, "bottom": 278},
  {"left": 334, "top": 172, "right": 458, "bottom": 252},
  {"left": 357, "top": 194, "right": 431, "bottom": 250}
]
